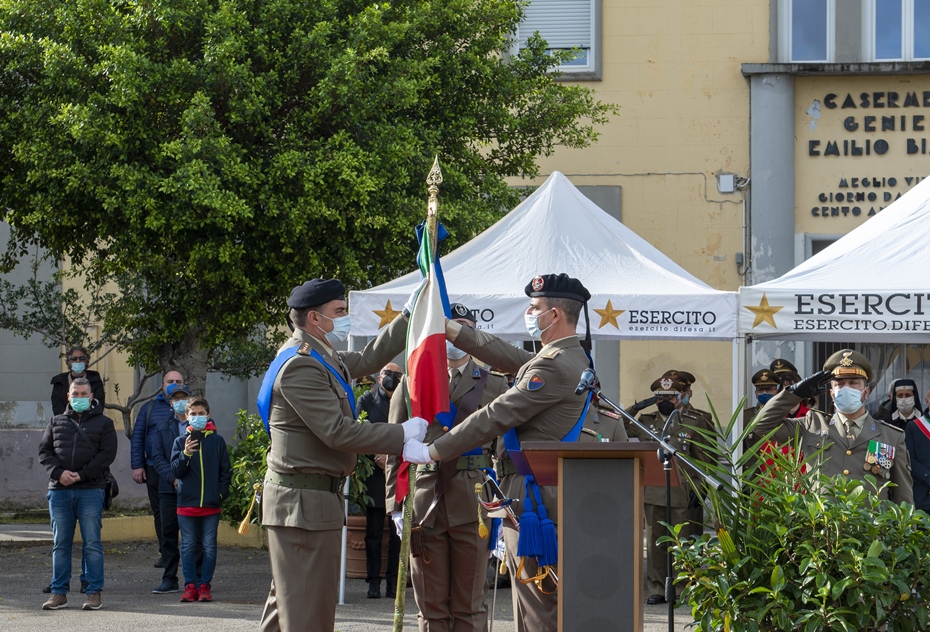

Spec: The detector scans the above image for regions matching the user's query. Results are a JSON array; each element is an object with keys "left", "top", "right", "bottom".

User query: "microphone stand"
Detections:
[{"left": 576, "top": 371, "right": 724, "bottom": 632}]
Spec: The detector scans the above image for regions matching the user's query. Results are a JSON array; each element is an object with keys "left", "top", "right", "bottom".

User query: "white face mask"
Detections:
[
  {"left": 524, "top": 308, "right": 554, "bottom": 340},
  {"left": 833, "top": 386, "right": 865, "bottom": 415},
  {"left": 896, "top": 396, "right": 916, "bottom": 414},
  {"left": 319, "top": 313, "right": 352, "bottom": 344},
  {"left": 446, "top": 341, "right": 467, "bottom": 360}
]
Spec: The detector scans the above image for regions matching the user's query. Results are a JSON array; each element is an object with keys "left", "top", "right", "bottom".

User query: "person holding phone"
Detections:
[{"left": 170, "top": 397, "right": 231, "bottom": 603}]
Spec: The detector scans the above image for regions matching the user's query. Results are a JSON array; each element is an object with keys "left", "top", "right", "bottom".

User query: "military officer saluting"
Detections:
[
  {"left": 403, "top": 273, "right": 602, "bottom": 632},
  {"left": 384, "top": 302, "right": 509, "bottom": 632},
  {"left": 624, "top": 371, "right": 713, "bottom": 605},
  {"left": 258, "top": 279, "right": 427, "bottom": 632},
  {"left": 754, "top": 348, "right": 913, "bottom": 505}
]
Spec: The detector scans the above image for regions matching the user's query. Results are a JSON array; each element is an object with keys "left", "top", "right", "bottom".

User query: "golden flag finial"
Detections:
[{"left": 427, "top": 156, "right": 442, "bottom": 218}]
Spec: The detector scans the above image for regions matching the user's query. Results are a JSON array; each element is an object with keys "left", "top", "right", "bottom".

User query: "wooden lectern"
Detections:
[{"left": 521, "top": 441, "right": 676, "bottom": 632}]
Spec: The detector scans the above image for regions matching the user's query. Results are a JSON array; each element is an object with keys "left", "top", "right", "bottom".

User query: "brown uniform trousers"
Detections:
[
  {"left": 754, "top": 390, "right": 913, "bottom": 505},
  {"left": 624, "top": 405, "right": 712, "bottom": 597},
  {"left": 432, "top": 324, "right": 600, "bottom": 632},
  {"left": 385, "top": 359, "right": 509, "bottom": 632},
  {"left": 259, "top": 318, "right": 408, "bottom": 632}
]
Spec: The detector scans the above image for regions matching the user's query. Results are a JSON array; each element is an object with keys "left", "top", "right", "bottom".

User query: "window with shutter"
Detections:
[{"left": 514, "top": 0, "right": 600, "bottom": 79}]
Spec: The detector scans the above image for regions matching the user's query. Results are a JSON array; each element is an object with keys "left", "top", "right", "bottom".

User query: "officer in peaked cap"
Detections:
[
  {"left": 401, "top": 273, "right": 601, "bottom": 632},
  {"left": 384, "top": 301, "right": 509, "bottom": 632},
  {"left": 770, "top": 358, "right": 798, "bottom": 377},
  {"left": 754, "top": 349, "right": 912, "bottom": 505},
  {"left": 744, "top": 369, "right": 780, "bottom": 427},
  {"left": 623, "top": 371, "right": 713, "bottom": 605},
  {"left": 259, "top": 278, "right": 426, "bottom": 632}
]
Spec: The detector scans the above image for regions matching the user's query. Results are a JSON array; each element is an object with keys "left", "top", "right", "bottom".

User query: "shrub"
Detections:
[{"left": 668, "top": 400, "right": 930, "bottom": 632}]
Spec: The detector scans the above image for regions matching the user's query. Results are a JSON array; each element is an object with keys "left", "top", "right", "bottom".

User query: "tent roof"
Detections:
[
  {"left": 351, "top": 171, "right": 736, "bottom": 340},
  {"left": 739, "top": 174, "right": 930, "bottom": 341}
]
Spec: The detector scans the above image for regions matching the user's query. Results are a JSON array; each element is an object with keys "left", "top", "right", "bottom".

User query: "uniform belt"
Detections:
[
  {"left": 265, "top": 470, "right": 345, "bottom": 493},
  {"left": 416, "top": 454, "right": 492, "bottom": 473},
  {"left": 495, "top": 458, "right": 518, "bottom": 478}
]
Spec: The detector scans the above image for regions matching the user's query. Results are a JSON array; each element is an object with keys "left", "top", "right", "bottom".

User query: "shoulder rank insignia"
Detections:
[
  {"left": 527, "top": 374, "right": 545, "bottom": 391},
  {"left": 878, "top": 420, "right": 904, "bottom": 433},
  {"left": 296, "top": 342, "right": 311, "bottom": 356}
]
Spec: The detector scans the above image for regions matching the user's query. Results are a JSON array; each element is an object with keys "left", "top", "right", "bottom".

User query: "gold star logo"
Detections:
[
  {"left": 373, "top": 300, "right": 402, "bottom": 329},
  {"left": 593, "top": 299, "right": 625, "bottom": 329},
  {"left": 745, "top": 293, "right": 784, "bottom": 329}
]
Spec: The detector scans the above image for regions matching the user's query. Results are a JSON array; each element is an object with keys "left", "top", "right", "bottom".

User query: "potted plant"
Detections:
[{"left": 667, "top": 401, "right": 930, "bottom": 631}]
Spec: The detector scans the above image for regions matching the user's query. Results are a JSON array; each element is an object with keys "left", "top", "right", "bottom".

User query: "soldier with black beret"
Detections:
[
  {"left": 259, "top": 278, "right": 427, "bottom": 632},
  {"left": 754, "top": 349, "right": 913, "bottom": 505},
  {"left": 624, "top": 370, "right": 713, "bottom": 605},
  {"left": 403, "top": 273, "right": 604, "bottom": 632}
]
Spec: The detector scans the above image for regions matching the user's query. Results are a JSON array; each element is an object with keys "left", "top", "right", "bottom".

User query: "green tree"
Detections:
[{"left": 0, "top": 0, "right": 616, "bottom": 387}]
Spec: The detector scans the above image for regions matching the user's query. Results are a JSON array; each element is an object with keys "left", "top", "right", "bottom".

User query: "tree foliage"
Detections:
[{"left": 0, "top": 0, "right": 616, "bottom": 384}]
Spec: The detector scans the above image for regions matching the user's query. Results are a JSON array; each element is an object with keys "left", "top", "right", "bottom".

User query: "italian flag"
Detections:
[{"left": 396, "top": 222, "right": 450, "bottom": 502}]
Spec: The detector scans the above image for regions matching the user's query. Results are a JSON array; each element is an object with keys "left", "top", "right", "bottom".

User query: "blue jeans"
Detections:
[
  {"left": 48, "top": 488, "right": 105, "bottom": 594},
  {"left": 178, "top": 513, "right": 220, "bottom": 585}
]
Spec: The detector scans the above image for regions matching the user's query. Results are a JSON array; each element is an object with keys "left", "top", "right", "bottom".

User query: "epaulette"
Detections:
[
  {"left": 879, "top": 420, "right": 904, "bottom": 433},
  {"left": 681, "top": 409, "right": 700, "bottom": 420},
  {"left": 296, "top": 342, "right": 311, "bottom": 356},
  {"left": 597, "top": 407, "right": 620, "bottom": 420},
  {"left": 489, "top": 369, "right": 509, "bottom": 378},
  {"left": 540, "top": 347, "right": 563, "bottom": 360},
  {"left": 580, "top": 428, "right": 599, "bottom": 437}
]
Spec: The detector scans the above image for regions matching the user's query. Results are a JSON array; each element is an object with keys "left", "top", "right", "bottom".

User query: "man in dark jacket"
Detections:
[
  {"left": 356, "top": 363, "right": 403, "bottom": 599},
  {"left": 38, "top": 377, "right": 117, "bottom": 611},
  {"left": 130, "top": 371, "right": 184, "bottom": 567},
  {"left": 148, "top": 383, "right": 199, "bottom": 593},
  {"left": 50, "top": 346, "right": 105, "bottom": 416},
  {"left": 904, "top": 387, "right": 930, "bottom": 512}
]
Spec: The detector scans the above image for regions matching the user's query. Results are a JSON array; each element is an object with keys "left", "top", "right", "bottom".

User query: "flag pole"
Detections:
[{"left": 393, "top": 156, "right": 443, "bottom": 631}]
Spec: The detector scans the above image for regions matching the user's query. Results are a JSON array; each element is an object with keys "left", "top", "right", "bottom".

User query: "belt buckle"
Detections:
[{"left": 465, "top": 455, "right": 477, "bottom": 470}]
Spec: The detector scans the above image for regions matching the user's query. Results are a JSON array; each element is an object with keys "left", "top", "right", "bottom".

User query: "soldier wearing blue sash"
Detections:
[
  {"left": 403, "top": 274, "right": 610, "bottom": 632},
  {"left": 257, "top": 279, "right": 427, "bottom": 632}
]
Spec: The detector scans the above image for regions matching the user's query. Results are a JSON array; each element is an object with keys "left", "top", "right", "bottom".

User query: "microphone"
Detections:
[{"left": 575, "top": 368, "right": 597, "bottom": 396}]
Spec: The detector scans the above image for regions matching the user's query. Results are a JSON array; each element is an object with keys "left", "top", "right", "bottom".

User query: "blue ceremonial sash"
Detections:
[
  {"left": 257, "top": 345, "right": 357, "bottom": 434},
  {"left": 502, "top": 389, "right": 593, "bottom": 477}
]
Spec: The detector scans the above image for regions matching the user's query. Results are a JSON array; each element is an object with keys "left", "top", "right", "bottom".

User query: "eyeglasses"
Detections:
[{"left": 69, "top": 356, "right": 88, "bottom": 362}]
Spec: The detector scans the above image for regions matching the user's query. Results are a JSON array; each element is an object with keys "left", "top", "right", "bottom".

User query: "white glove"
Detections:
[
  {"left": 403, "top": 440, "right": 433, "bottom": 464},
  {"left": 402, "top": 416, "right": 428, "bottom": 443},
  {"left": 391, "top": 510, "right": 404, "bottom": 537},
  {"left": 403, "top": 278, "right": 428, "bottom": 315}
]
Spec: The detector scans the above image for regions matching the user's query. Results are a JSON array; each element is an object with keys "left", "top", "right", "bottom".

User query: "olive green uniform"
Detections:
[
  {"left": 623, "top": 406, "right": 712, "bottom": 597},
  {"left": 431, "top": 323, "right": 598, "bottom": 632},
  {"left": 384, "top": 359, "right": 509, "bottom": 632},
  {"left": 754, "top": 389, "right": 913, "bottom": 505},
  {"left": 259, "top": 316, "right": 408, "bottom": 632}
]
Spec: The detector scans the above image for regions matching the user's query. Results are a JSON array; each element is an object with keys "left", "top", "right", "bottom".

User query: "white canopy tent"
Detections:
[
  {"left": 738, "top": 175, "right": 930, "bottom": 342},
  {"left": 350, "top": 171, "right": 738, "bottom": 341}
]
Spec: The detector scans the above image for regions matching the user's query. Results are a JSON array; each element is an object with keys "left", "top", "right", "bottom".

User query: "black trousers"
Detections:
[
  {"left": 365, "top": 507, "right": 400, "bottom": 585},
  {"left": 145, "top": 465, "right": 163, "bottom": 552},
  {"left": 159, "top": 493, "right": 202, "bottom": 582}
]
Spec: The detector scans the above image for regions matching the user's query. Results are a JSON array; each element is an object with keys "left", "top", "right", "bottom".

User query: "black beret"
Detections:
[
  {"left": 287, "top": 279, "right": 346, "bottom": 309},
  {"left": 524, "top": 273, "right": 591, "bottom": 303},
  {"left": 450, "top": 302, "right": 477, "bottom": 323}
]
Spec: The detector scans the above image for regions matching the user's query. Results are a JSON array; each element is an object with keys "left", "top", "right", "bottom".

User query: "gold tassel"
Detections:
[
  {"left": 238, "top": 483, "right": 263, "bottom": 535},
  {"left": 475, "top": 483, "right": 489, "bottom": 539}
]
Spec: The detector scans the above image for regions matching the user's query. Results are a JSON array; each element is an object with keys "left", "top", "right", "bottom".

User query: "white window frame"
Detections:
[
  {"left": 863, "top": 0, "right": 930, "bottom": 61},
  {"left": 512, "top": 0, "right": 601, "bottom": 80},
  {"left": 778, "top": 0, "right": 836, "bottom": 63}
]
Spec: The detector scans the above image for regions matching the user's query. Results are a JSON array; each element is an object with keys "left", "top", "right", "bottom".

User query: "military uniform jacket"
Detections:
[
  {"left": 263, "top": 316, "right": 408, "bottom": 532},
  {"left": 432, "top": 326, "right": 598, "bottom": 525},
  {"left": 578, "top": 407, "right": 629, "bottom": 443},
  {"left": 384, "top": 358, "right": 509, "bottom": 529},
  {"left": 623, "top": 406, "right": 712, "bottom": 507},
  {"left": 755, "top": 390, "right": 914, "bottom": 505}
]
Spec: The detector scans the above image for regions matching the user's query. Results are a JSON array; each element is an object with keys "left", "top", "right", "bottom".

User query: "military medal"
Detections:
[
  {"left": 867, "top": 454, "right": 877, "bottom": 464},
  {"left": 871, "top": 465, "right": 881, "bottom": 475},
  {"left": 863, "top": 462, "right": 871, "bottom": 471}
]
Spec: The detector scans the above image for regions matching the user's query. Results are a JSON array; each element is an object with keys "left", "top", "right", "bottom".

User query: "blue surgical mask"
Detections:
[
  {"left": 680, "top": 394, "right": 691, "bottom": 407},
  {"left": 70, "top": 397, "right": 90, "bottom": 413},
  {"left": 189, "top": 415, "right": 208, "bottom": 431},
  {"left": 524, "top": 309, "right": 554, "bottom": 340},
  {"left": 446, "top": 341, "right": 468, "bottom": 360},
  {"left": 321, "top": 314, "right": 352, "bottom": 344},
  {"left": 756, "top": 393, "right": 774, "bottom": 406},
  {"left": 70, "top": 362, "right": 86, "bottom": 375},
  {"left": 172, "top": 399, "right": 189, "bottom": 415},
  {"left": 833, "top": 386, "right": 864, "bottom": 415}
]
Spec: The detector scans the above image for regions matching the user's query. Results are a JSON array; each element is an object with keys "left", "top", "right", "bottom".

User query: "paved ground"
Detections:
[{"left": 0, "top": 525, "right": 694, "bottom": 631}]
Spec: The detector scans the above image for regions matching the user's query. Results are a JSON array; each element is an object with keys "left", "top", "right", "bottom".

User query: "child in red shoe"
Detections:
[{"left": 170, "top": 397, "right": 231, "bottom": 602}]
